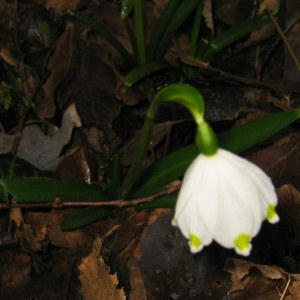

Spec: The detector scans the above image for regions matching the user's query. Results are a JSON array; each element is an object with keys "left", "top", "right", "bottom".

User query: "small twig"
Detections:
[
  {"left": 0, "top": 182, "right": 181, "bottom": 209},
  {"left": 279, "top": 274, "right": 291, "bottom": 300}
]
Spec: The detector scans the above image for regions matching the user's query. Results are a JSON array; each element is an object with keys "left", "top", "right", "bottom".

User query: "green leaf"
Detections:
[
  {"left": 153, "top": 0, "right": 200, "bottom": 59},
  {"left": 199, "top": 12, "right": 274, "bottom": 62},
  {"left": 68, "top": 9, "right": 133, "bottom": 64},
  {"left": 0, "top": 183, "right": 8, "bottom": 203},
  {"left": 121, "top": 0, "right": 134, "bottom": 19},
  {"left": 121, "top": 61, "right": 172, "bottom": 92},
  {"left": 147, "top": 0, "right": 180, "bottom": 59},
  {"left": 0, "top": 154, "right": 45, "bottom": 179},
  {"left": 136, "top": 109, "right": 300, "bottom": 189},
  {"left": 60, "top": 206, "right": 116, "bottom": 230},
  {"left": 0, "top": 178, "right": 107, "bottom": 203}
]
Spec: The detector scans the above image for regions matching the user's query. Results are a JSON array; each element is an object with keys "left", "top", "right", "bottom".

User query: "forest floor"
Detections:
[{"left": 1, "top": 0, "right": 300, "bottom": 299}]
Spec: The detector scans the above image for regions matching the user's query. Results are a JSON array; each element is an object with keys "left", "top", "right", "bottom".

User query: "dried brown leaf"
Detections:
[
  {"left": 45, "top": 0, "right": 80, "bottom": 15},
  {"left": 249, "top": 133, "right": 300, "bottom": 189},
  {"left": 119, "top": 120, "right": 187, "bottom": 166},
  {"left": 225, "top": 258, "right": 288, "bottom": 300},
  {"left": 0, "top": 252, "right": 32, "bottom": 289},
  {"left": 25, "top": 211, "right": 93, "bottom": 250},
  {"left": 9, "top": 206, "right": 23, "bottom": 229},
  {"left": 126, "top": 257, "right": 148, "bottom": 300},
  {"left": 79, "top": 237, "right": 126, "bottom": 300},
  {"left": 38, "top": 22, "right": 76, "bottom": 119},
  {"left": 287, "top": 277, "right": 300, "bottom": 299},
  {"left": 203, "top": 0, "right": 214, "bottom": 35},
  {"left": 54, "top": 146, "right": 97, "bottom": 184}
]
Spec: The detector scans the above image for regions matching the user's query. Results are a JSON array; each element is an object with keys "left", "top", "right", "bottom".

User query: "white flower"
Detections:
[{"left": 172, "top": 148, "right": 279, "bottom": 256}]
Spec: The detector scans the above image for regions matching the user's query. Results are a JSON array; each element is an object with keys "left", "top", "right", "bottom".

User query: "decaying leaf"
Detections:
[
  {"left": 9, "top": 198, "right": 23, "bottom": 229},
  {"left": 24, "top": 211, "right": 94, "bottom": 250},
  {"left": 45, "top": 0, "right": 80, "bottom": 15},
  {"left": 249, "top": 133, "right": 300, "bottom": 189},
  {"left": 203, "top": 0, "right": 214, "bottom": 35},
  {"left": 79, "top": 237, "right": 126, "bottom": 300},
  {"left": 16, "top": 103, "right": 82, "bottom": 170},
  {"left": 0, "top": 132, "right": 15, "bottom": 154},
  {"left": 0, "top": 251, "right": 32, "bottom": 292},
  {"left": 54, "top": 146, "right": 97, "bottom": 184},
  {"left": 38, "top": 22, "right": 76, "bottom": 120},
  {"left": 225, "top": 258, "right": 290, "bottom": 300},
  {"left": 119, "top": 120, "right": 188, "bottom": 166}
]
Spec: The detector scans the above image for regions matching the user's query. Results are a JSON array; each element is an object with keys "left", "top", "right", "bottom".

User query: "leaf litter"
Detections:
[{"left": 0, "top": 0, "right": 300, "bottom": 299}]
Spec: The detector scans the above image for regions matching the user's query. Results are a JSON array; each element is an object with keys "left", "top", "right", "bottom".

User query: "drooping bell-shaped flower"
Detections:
[{"left": 172, "top": 148, "right": 279, "bottom": 256}]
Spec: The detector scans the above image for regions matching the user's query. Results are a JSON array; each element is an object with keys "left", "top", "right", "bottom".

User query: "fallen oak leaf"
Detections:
[
  {"left": 225, "top": 258, "right": 288, "bottom": 300},
  {"left": 79, "top": 236, "right": 126, "bottom": 300}
]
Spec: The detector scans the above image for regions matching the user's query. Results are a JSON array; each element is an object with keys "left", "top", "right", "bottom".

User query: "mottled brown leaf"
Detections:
[
  {"left": 119, "top": 120, "right": 187, "bottom": 166},
  {"left": 38, "top": 22, "right": 76, "bottom": 119},
  {"left": 45, "top": 0, "right": 80, "bottom": 15},
  {"left": 225, "top": 258, "right": 287, "bottom": 300},
  {"left": 79, "top": 237, "right": 126, "bottom": 300},
  {"left": 25, "top": 210, "right": 94, "bottom": 250},
  {"left": 249, "top": 133, "right": 300, "bottom": 189},
  {"left": 203, "top": 0, "right": 214, "bottom": 35}
]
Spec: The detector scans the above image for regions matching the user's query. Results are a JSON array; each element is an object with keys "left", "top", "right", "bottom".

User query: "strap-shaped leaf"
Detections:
[
  {"left": 60, "top": 206, "right": 116, "bottom": 230},
  {"left": 153, "top": 0, "right": 200, "bottom": 59},
  {"left": 136, "top": 109, "right": 300, "bottom": 189},
  {"left": 68, "top": 9, "right": 133, "bottom": 64},
  {"left": 147, "top": 0, "right": 181, "bottom": 59},
  {"left": 199, "top": 12, "right": 274, "bottom": 62},
  {"left": 121, "top": 0, "right": 134, "bottom": 19},
  {"left": 0, "top": 178, "right": 107, "bottom": 203}
]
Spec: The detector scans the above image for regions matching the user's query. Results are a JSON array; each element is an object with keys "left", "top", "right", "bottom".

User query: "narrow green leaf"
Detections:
[
  {"left": 134, "top": 0, "right": 146, "bottom": 64},
  {"left": 121, "top": 61, "right": 171, "bottom": 92},
  {"left": 0, "top": 178, "right": 106, "bottom": 203},
  {"left": 147, "top": 0, "right": 180, "bottom": 59},
  {"left": 121, "top": 0, "right": 134, "bottom": 19},
  {"left": 189, "top": 1, "right": 204, "bottom": 58},
  {"left": 218, "top": 109, "right": 300, "bottom": 153},
  {"left": 138, "top": 192, "right": 178, "bottom": 209},
  {"left": 68, "top": 9, "right": 133, "bottom": 64},
  {"left": 199, "top": 12, "right": 273, "bottom": 62},
  {"left": 154, "top": 0, "right": 200, "bottom": 58},
  {"left": 136, "top": 109, "right": 300, "bottom": 189},
  {"left": 60, "top": 206, "right": 116, "bottom": 230},
  {"left": 0, "top": 183, "right": 9, "bottom": 203}
]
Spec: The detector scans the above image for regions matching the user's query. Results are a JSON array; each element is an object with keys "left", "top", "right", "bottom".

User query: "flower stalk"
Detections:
[
  {"left": 120, "top": 82, "right": 279, "bottom": 256},
  {"left": 120, "top": 83, "right": 206, "bottom": 198}
]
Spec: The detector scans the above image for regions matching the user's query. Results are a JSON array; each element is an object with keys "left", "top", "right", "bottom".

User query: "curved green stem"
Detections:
[
  {"left": 195, "top": 121, "right": 218, "bottom": 155},
  {"left": 120, "top": 83, "right": 206, "bottom": 198}
]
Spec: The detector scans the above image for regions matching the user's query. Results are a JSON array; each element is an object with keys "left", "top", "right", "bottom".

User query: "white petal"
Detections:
[
  {"left": 197, "top": 153, "right": 263, "bottom": 240},
  {"left": 173, "top": 148, "right": 279, "bottom": 255},
  {"left": 174, "top": 191, "right": 213, "bottom": 250}
]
